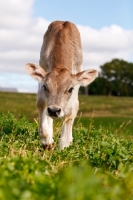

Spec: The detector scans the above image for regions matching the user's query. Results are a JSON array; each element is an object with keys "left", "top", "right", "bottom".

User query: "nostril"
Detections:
[
  {"left": 57, "top": 108, "right": 61, "bottom": 114},
  {"left": 47, "top": 107, "right": 53, "bottom": 115}
]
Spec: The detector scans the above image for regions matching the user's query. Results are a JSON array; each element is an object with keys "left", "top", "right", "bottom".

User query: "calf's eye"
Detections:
[{"left": 68, "top": 87, "right": 74, "bottom": 93}]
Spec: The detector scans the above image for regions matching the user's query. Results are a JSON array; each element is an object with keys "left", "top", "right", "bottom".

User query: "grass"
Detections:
[
  {"left": 0, "top": 112, "right": 133, "bottom": 199},
  {"left": 0, "top": 91, "right": 133, "bottom": 120},
  {"left": 0, "top": 92, "right": 133, "bottom": 199},
  {"left": 79, "top": 95, "right": 133, "bottom": 117},
  {"left": 0, "top": 92, "right": 38, "bottom": 120},
  {"left": 75, "top": 116, "right": 133, "bottom": 134},
  {"left": 1, "top": 92, "right": 133, "bottom": 118},
  {"left": 1, "top": 91, "right": 133, "bottom": 134}
]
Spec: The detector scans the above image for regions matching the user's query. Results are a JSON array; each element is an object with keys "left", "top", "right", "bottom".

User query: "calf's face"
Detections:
[
  {"left": 42, "top": 68, "right": 78, "bottom": 118},
  {"left": 25, "top": 63, "right": 98, "bottom": 118}
]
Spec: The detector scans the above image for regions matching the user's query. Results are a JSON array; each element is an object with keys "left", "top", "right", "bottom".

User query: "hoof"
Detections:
[{"left": 42, "top": 143, "right": 54, "bottom": 150}]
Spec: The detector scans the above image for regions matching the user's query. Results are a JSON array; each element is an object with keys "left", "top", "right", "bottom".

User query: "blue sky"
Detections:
[
  {"left": 0, "top": 0, "right": 133, "bottom": 93},
  {"left": 33, "top": 0, "right": 133, "bottom": 29}
]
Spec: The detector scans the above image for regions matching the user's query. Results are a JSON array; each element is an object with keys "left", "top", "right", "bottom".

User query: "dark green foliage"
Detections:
[
  {"left": 89, "top": 59, "right": 133, "bottom": 96},
  {"left": 0, "top": 112, "right": 133, "bottom": 199}
]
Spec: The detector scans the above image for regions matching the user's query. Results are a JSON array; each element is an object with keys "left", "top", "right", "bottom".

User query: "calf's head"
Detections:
[{"left": 25, "top": 63, "right": 97, "bottom": 118}]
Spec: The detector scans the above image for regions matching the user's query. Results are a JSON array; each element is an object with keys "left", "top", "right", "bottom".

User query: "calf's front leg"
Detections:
[
  {"left": 38, "top": 106, "right": 54, "bottom": 150},
  {"left": 59, "top": 98, "right": 79, "bottom": 150},
  {"left": 59, "top": 96, "right": 79, "bottom": 149},
  {"left": 59, "top": 117, "right": 74, "bottom": 150}
]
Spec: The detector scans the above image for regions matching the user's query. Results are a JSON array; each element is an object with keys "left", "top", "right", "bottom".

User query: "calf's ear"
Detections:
[
  {"left": 76, "top": 69, "right": 98, "bottom": 86},
  {"left": 25, "top": 63, "right": 47, "bottom": 81}
]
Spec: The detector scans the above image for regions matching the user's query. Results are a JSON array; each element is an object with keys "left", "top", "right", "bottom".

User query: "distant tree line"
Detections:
[{"left": 81, "top": 59, "right": 133, "bottom": 96}]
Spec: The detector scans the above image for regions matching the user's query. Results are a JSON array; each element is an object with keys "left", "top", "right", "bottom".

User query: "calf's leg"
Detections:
[
  {"left": 59, "top": 98, "right": 79, "bottom": 150},
  {"left": 37, "top": 106, "right": 54, "bottom": 150}
]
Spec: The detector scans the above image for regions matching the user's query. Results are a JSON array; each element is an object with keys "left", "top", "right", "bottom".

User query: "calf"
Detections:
[{"left": 25, "top": 21, "right": 97, "bottom": 150}]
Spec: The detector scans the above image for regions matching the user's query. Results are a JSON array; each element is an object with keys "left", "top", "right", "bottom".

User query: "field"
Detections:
[
  {"left": 0, "top": 92, "right": 133, "bottom": 199},
  {"left": 0, "top": 92, "right": 133, "bottom": 130}
]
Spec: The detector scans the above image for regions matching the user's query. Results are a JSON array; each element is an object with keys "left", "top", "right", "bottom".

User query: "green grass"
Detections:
[
  {"left": 75, "top": 116, "right": 133, "bottom": 134},
  {"left": 0, "top": 112, "right": 133, "bottom": 199},
  {"left": 79, "top": 95, "right": 133, "bottom": 117},
  {"left": 0, "top": 92, "right": 133, "bottom": 199},
  {"left": 1, "top": 92, "right": 133, "bottom": 118},
  {"left": 0, "top": 92, "right": 37, "bottom": 120},
  {"left": 0, "top": 91, "right": 133, "bottom": 133},
  {"left": 0, "top": 113, "right": 133, "bottom": 200},
  {"left": 0, "top": 92, "right": 133, "bottom": 125}
]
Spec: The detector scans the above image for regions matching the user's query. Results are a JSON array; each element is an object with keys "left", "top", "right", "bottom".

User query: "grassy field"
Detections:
[
  {"left": 0, "top": 91, "right": 133, "bottom": 199},
  {"left": 79, "top": 95, "right": 133, "bottom": 117},
  {"left": 0, "top": 91, "right": 133, "bottom": 131},
  {"left": 1, "top": 92, "right": 133, "bottom": 118},
  {"left": 0, "top": 92, "right": 37, "bottom": 120}
]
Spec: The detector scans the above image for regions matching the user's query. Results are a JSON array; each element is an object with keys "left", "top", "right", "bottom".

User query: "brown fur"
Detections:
[{"left": 40, "top": 21, "right": 82, "bottom": 73}]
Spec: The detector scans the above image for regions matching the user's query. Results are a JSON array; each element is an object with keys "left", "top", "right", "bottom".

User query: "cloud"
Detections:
[
  {"left": 78, "top": 25, "right": 133, "bottom": 70},
  {"left": 0, "top": 0, "right": 49, "bottom": 74},
  {"left": 0, "top": 0, "right": 133, "bottom": 92},
  {"left": 0, "top": 0, "right": 33, "bottom": 29}
]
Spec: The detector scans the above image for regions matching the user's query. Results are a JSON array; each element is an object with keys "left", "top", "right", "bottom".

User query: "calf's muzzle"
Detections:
[{"left": 47, "top": 106, "right": 61, "bottom": 117}]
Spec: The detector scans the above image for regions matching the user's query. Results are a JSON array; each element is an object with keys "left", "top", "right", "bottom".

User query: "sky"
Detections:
[{"left": 0, "top": 0, "right": 133, "bottom": 93}]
